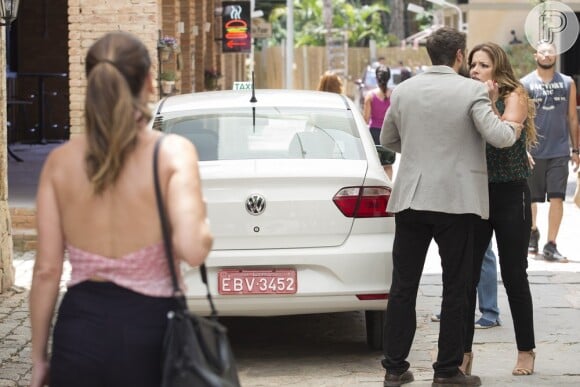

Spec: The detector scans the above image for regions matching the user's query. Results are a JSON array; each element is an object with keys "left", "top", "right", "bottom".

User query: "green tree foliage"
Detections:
[
  {"left": 268, "top": 0, "right": 392, "bottom": 47},
  {"left": 504, "top": 43, "right": 536, "bottom": 79}
]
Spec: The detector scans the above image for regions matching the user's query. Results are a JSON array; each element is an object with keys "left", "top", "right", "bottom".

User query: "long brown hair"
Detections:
[
  {"left": 84, "top": 31, "right": 152, "bottom": 194},
  {"left": 468, "top": 42, "right": 537, "bottom": 148},
  {"left": 317, "top": 71, "right": 343, "bottom": 94}
]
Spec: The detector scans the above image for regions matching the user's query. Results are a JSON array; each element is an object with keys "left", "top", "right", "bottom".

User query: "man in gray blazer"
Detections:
[{"left": 379, "top": 27, "right": 522, "bottom": 387}]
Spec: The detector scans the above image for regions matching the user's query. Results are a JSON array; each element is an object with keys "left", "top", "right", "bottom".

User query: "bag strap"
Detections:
[{"left": 152, "top": 136, "right": 218, "bottom": 317}]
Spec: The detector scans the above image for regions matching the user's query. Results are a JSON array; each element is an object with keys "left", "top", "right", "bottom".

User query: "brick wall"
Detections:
[
  {"left": 68, "top": 0, "right": 160, "bottom": 136},
  {"left": 0, "top": 0, "right": 237, "bottom": 292},
  {"left": 67, "top": 0, "right": 234, "bottom": 129}
]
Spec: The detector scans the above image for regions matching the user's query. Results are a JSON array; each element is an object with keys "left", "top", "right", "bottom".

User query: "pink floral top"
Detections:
[{"left": 66, "top": 242, "right": 183, "bottom": 298}]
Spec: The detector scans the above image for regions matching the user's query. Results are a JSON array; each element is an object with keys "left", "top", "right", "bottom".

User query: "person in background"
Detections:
[
  {"left": 363, "top": 65, "right": 395, "bottom": 180},
  {"left": 466, "top": 41, "right": 537, "bottom": 377},
  {"left": 521, "top": 42, "right": 579, "bottom": 261},
  {"left": 317, "top": 70, "right": 343, "bottom": 94},
  {"left": 379, "top": 27, "right": 521, "bottom": 387},
  {"left": 374, "top": 56, "right": 386, "bottom": 68},
  {"left": 473, "top": 242, "right": 501, "bottom": 328},
  {"left": 432, "top": 241, "right": 501, "bottom": 329},
  {"left": 576, "top": 119, "right": 580, "bottom": 208},
  {"left": 398, "top": 61, "right": 412, "bottom": 82},
  {"left": 29, "top": 31, "right": 213, "bottom": 387},
  {"left": 400, "top": 69, "right": 412, "bottom": 83}
]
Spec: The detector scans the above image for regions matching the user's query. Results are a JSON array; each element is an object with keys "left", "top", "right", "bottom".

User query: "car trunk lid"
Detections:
[{"left": 201, "top": 159, "right": 368, "bottom": 250}]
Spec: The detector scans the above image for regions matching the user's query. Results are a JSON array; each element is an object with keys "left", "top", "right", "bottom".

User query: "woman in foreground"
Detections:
[{"left": 29, "top": 31, "right": 212, "bottom": 387}]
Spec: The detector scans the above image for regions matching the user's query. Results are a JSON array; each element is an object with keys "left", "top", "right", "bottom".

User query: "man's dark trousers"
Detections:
[{"left": 381, "top": 209, "right": 477, "bottom": 378}]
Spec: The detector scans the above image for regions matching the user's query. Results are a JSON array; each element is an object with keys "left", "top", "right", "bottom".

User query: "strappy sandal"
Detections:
[
  {"left": 512, "top": 350, "right": 535, "bottom": 376},
  {"left": 459, "top": 352, "right": 473, "bottom": 376}
]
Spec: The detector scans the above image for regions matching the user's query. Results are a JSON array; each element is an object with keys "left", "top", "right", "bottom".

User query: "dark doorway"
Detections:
[
  {"left": 561, "top": 13, "right": 580, "bottom": 93},
  {"left": 8, "top": 0, "right": 69, "bottom": 144}
]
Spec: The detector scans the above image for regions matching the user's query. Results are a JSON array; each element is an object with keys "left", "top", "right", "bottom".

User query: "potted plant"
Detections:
[
  {"left": 160, "top": 71, "right": 176, "bottom": 94},
  {"left": 158, "top": 36, "right": 179, "bottom": 61},
  {"left": 204, "top": 68, "right": 222, "bottom": 91}
]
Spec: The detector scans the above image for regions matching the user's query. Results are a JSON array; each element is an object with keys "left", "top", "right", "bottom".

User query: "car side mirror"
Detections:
[{"left": 376, "top": 145, "right": 396, "bottom": 165}]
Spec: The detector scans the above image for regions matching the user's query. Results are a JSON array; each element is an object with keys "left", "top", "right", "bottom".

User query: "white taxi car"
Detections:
[{"left": 153, "top": 89, "right": 394, "bottom": 349}]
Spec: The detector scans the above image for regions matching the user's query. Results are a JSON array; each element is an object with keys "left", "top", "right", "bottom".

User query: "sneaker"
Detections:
[
  {"left": 474, "top": 317, "right": 500, "bottom": 329},
  {"left": 430, "top": 313, "right": 441, "bottom": 322},
  {"left": 543, "top": 241, "right": 567, "bottom": 262},
  {"left": 528, "top": 228, "right": 540, "bottom": 254}
]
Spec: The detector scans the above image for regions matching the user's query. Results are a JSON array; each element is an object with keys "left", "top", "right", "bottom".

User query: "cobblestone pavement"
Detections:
[
  {"left": 2, "top": 249, "right": 580, "bottom": 386},
  {"left": 0, "top": 286, "right": 31, "bottom": 387}
]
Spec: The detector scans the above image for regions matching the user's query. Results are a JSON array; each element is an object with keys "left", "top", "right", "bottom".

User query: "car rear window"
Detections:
[{"left": 160, "top": 107, "right": 365, "bottom": 161}]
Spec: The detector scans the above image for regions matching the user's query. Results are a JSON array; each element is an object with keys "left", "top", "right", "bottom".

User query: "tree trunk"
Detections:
[
  {"left": 323, "top": 0, "right": 334, "bottom": 71},
  {"left": 389, "top": 0, "right": 405, "bottom": 41},
  {"left": 0, "top": 28, "right": 15, "bottom": 293},
  {"left": 323, "top": 0, "right": 333, "bottom": 32}
]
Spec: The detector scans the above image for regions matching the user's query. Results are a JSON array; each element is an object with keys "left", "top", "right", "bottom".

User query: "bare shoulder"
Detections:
[
  {"left": 161, "top": 133, "right": 196, "bottom": 153},
  {"left": 42, "top": 136, "right": 85, "bottom": 173},
  {"left": 364, "top": 90, "right": 375, "bottom": 102},
  {"left": 506, "top": 88, "right": 529, "bottom": 107},
  {"left": 159, "top": 133, "right": 198, "bottom": 166}
]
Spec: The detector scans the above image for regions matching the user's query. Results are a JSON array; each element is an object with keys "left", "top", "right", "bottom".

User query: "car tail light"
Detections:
[
  {"left": 333, "top": 186, "right": 393, "bottom": 218},
  {"left": 357, "top": 293, "right": 389, "bottom": 300}
]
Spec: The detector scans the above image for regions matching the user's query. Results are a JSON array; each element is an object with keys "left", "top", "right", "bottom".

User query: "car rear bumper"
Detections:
[{"left": 182, "top": 232, "right": 393, "bottom": 316}]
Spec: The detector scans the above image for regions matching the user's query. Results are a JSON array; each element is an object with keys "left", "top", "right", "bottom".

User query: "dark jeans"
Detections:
[
  {"left": 382, "top": 209, "right": 478, "bottom": 378},
  {"left": 465, "top": 180, "right": 535, "bottom": 353},
  {"left": 50, "top": 281, "right": 177, "bottom": 387}
]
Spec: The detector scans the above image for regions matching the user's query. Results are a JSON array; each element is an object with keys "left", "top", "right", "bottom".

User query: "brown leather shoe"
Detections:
[
  {"left": 432, "top": 372, "right": 481, "bottom": 386},
  {"left": 384, "top": 370, "right": 414, "bottom": 387}
]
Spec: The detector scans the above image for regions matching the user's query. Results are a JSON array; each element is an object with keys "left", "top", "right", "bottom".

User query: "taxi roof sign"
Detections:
[{"left": 233, "top": 81, "right": 252, "bottom": 90}]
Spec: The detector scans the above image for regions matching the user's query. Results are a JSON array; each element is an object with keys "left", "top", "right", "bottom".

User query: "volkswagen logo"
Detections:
[{"left": 245, "top": 194, "right": 266, "bottom": 215}]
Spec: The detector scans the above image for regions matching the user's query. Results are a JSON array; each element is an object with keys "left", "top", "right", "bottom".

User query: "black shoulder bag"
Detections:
[{"left": 153, "top": 137, "right": 241, "bottom": 387}]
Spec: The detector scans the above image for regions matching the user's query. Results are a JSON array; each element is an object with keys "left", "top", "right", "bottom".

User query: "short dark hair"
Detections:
[{"left": 426, "top": 27, "right": 466, "bottom": 67}]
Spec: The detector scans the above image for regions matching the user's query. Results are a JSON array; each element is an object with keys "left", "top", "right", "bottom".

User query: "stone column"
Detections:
[{"left": 0, "top": 26, "right": 15, "bottom": 293}]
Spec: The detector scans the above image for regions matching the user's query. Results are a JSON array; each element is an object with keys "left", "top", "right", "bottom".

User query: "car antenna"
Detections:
[
  {"left": 250, "top": 71, "right": 257, "bottom": 103},
  {"left": 250, "top": 71, "right": 257, "bottom": 133}
]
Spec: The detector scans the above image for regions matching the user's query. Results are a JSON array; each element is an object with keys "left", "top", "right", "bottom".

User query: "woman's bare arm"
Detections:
[
  {"left": 29, "top": 150, "right": 65, "bottom": 385},
  {"left": 163, "top": 135, "right": 213, "bottom": 267},
  {"left": 501, "top": 90, "right": 528, "bottom": 124},
  {"left": 363, "top": 92, "right": 373, "bottom": 123}
]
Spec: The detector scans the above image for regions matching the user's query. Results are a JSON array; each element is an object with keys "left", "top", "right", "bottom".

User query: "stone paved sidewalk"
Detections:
[
  {"left": 0, "top": 286, "right": 31, "bottom": 387},
  {"left": 2, "top": 256, "right": 580, "bottom": 386}
]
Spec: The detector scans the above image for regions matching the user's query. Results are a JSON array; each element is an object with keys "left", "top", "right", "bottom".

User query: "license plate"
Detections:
[{"left": 218, "top": 269, "right": 297, "bottom": 295}]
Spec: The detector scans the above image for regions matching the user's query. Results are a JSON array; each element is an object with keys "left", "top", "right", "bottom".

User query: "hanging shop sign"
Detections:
[{"left": 222, "top": 1, "right": 252, "bottom": 53}]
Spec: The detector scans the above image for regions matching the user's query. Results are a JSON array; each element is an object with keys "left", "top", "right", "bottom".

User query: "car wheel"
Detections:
[{"left": 365, "top": 310, "right": 385, "bottom": 350}]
